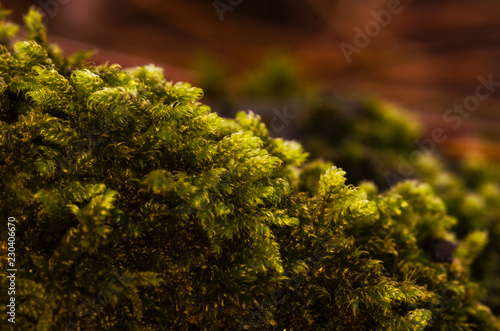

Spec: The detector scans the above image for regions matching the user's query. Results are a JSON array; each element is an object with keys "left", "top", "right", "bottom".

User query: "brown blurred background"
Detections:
[{"left": 2, "top": 0, "right": 500, "bottom": 160}]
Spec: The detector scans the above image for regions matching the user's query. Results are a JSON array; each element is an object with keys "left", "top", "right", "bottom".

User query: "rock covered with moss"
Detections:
[{"left": 0, "top": 7, "right": 499, "bottom": 330}]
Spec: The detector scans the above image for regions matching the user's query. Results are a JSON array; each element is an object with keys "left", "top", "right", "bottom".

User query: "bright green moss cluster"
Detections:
[
  {"left": 0, "top": 7, "right": 499, "bottom": 330},
  {"left": 299, "top": 93, "right": 500, "bottom": 320}
]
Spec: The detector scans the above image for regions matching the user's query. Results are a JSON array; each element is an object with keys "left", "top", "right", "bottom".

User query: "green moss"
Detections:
[
  {"left": 298, "top": 85, "right": 500, "bottom": 319},
  {"left": 0, "top": 7, "right": 499, "bottom": 330}
]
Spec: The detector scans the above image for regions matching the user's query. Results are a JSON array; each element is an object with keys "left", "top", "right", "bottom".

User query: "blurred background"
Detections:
[{"left": 2, "top": 0, "right": 500, "bottom": 161}]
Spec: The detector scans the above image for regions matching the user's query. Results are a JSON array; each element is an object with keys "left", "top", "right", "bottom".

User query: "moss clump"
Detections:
[
  {"left": 298, "top": 94, "right": 500, "bottom": 318},
  {"left": 1, "top": 7, "right": 499, "bottom": 330}
]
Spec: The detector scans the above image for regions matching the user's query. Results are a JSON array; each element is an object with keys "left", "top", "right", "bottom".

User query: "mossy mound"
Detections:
[{"left": 0, "top": 7, "right": 499, "bottom": 330}]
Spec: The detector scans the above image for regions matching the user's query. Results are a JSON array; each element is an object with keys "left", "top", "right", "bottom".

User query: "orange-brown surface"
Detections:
[{"left": 3, "top": 0, "right": 500, "bottom": 160}]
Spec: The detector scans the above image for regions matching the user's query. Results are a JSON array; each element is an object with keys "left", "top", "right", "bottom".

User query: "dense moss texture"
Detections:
[
  {"left": 1, "top": 8, "right": 499, "bottom": 330},
  {"left": 298, "top": 97, "right": 500, "bottom": 319}
]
